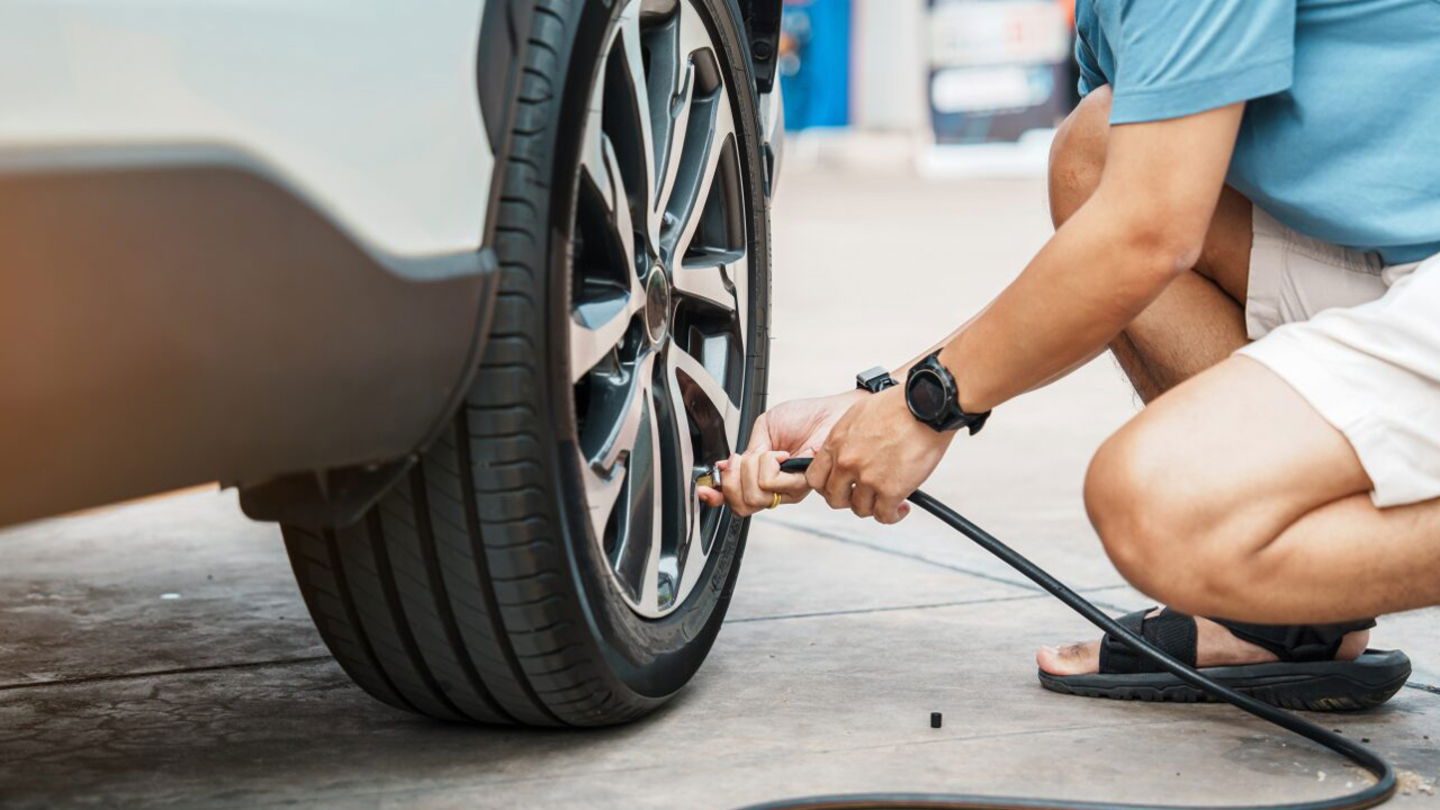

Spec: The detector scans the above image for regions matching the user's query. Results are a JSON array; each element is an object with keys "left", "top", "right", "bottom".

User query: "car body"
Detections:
[
  {"left": 0, "top": 0, "right": 781, "bottom": 530},
  {"left": 1, "top": 0, "right": 783, "bottom": 727}
]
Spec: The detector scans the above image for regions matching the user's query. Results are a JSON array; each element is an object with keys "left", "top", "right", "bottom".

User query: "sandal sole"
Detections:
[{"left": 1038, "top": 649, "right": 1411, "bottom": 712}]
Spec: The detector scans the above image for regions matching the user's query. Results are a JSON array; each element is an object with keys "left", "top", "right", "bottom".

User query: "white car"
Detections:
[{"left": 0, "top": 0, "right": 783, "bottom": 726}]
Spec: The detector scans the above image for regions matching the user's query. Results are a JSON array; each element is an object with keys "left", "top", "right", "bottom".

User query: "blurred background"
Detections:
[{"left": 779, "top": 0, "right": 1078, "bottom": 175}]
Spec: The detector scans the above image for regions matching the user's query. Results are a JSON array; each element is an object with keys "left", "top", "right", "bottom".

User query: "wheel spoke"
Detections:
[
  {"left": 569, "top": 300, "right": 637, "bottom": 384},
  {"left": 670, "top": 343, "right": 738, "bottom": 446},
  {"left": 578, "top": 351, "right": 655, "bottom": 541},
  {"left": 570, "top": 271, "right": 645, "bottom": 383},
  {"left": 655, "top": 63, "right": 698, "bottom": 230},
  {"left": 634, "top": 394, "right": 667, "bottom": 615},
  {"left": 593, "top": 352, "right": 656, "bottom": 471},
  {"left": 662, "top": 349, "right": 705, "bottom": 598},
  {"left": 580, "top": 62, "right": 609, "bottom": 194},
  {"left": 579, "top": 447, "right": 627, "bottom": 544},
  {"left": 643, "top": 7, "right": 683, "bottom": 195},
  {"left": 663, "top": 351, "right": 699, "bottom": 524},
  {"left": 611, "top": 396, "right": 658, "bottom": 603},
  {"left": 673, "top": 252, "right": 746, "bottom": 347},
  {"left": 580, "top": 129, "right": 638, "bottom": 264},
  {"left": 669, "top": 101, "right": 735, "bottom": 264},
  {"left": 675, "top": 0, "right": 713, "bottom": 57},
  {"left": 643, "top": 2, "right": 714, "bottom": 228},
  {"left": 614, "top": 9, "right": 662, "bottom": 249},
  {"left": 672, "top": 259, "right": 735, "bottom": 312}
]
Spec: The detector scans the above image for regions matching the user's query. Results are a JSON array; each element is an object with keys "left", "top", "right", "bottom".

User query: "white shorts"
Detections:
[{"left": 1236, "top": 208, "right": 1440, "bottom": 507}]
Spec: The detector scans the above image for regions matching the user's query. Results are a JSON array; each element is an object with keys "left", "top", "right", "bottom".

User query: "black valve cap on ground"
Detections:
[{"left": 930, "top": 712, "right": 942, "bottom": 729}]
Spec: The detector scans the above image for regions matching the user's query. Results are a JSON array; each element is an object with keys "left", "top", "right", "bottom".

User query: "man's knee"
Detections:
[
  {"left": 1048, "top": 85, "right": 1112, "bottom": 228},
  {"left": 1084, "top": 415, "right": 1256, "bottom": 615}
]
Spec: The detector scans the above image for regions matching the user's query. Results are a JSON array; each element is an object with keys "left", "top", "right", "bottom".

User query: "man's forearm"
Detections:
[
  {"left": 938, "top": 194, "right": 1197, "bottom": 412},
  {"left": 877, "top": 106, "right": 1242, "bottom": 414},
  {"left": 892, "top": 286, "right": 1109, "bottom": 395},
  {"left": 886, "top": 206, "right": 1175, "bottom": 403}
]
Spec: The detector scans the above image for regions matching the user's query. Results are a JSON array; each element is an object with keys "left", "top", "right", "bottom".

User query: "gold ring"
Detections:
[{"left": 768, "top": 492, "right": 783, "bottom": 510}]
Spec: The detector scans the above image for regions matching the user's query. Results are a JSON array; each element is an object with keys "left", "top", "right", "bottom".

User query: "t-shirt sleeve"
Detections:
[
  {"left": 1108, "top": 0, "right": 1296, "bottom": 124},
  {"left": 1074, "top": 28, "right": 1107, "bottom": 98}
]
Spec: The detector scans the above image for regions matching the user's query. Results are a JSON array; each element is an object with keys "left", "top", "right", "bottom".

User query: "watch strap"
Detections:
[{"left": 939, "top": 405, "right": 990, "bottom": 435}]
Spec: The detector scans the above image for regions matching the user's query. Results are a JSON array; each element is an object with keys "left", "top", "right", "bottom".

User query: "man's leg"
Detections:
[
  {"left": 1047, "top": 85, "right": 1251, "bottom": 402},
  {"left": 1088, "top": 354, "right": 1440, "bottom": 621},
  {"left": 1037, "top": 86, "right": 1368, "bottom": 674}
]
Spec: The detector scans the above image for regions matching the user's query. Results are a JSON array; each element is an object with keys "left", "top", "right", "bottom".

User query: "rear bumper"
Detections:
[{"left": 0, "top": 146, "right": 495, "bottom": 528}]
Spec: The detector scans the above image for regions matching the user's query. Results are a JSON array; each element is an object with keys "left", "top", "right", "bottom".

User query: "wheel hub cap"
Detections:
[{"left": 643, "top": 269, "right": 672, "bottom": 344}]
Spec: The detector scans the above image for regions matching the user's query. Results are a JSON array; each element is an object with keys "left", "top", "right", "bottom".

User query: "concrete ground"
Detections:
[{"left": 3, "top": 164, "right": 1439, "bottom": 808}]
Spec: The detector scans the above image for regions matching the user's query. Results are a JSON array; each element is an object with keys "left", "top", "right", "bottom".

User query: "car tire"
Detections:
[{"left": 282, "top": 0, "right": 770, "bottom": 726}]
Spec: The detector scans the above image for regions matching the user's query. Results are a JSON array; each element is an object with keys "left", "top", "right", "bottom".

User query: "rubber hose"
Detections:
[{"left": 733, "top": 457, "right": 1396, "bottom": 810}]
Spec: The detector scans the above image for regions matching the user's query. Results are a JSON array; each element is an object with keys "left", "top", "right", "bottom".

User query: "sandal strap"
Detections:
[
  {"left": 1099, "top": 607, "right": 1197, "bottom": 674},
  {"left": 1208, "top": 617, "right": 1377, "bottom": 662}
]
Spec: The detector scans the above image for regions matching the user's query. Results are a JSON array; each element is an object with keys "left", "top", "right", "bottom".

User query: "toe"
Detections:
[{"left": 1037, "top": 640, "right": 1102, "bottom": 676}]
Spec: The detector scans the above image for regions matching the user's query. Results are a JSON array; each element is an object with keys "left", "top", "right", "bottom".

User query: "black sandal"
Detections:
[{"left": 1038, "top": 608, "right": 1411, "bottom": 711}]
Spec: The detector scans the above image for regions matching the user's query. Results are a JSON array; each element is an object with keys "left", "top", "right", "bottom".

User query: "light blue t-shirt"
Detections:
[{"left": 1075, "top": 0, "right": 1440, "bottom": 265}]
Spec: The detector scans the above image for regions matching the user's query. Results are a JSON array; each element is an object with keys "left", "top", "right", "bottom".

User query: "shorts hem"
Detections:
[{"left": 1236, "top": 333, "right": 1409, "bottom": 508}]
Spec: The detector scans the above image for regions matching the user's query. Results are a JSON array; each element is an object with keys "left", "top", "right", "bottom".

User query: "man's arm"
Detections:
[
  {"left": 945, "top": 102, "right": 1245, "bottom": 411},
  {"left": 803, "top": 103, "right": 1247, "bottom": 524},
  {"left": 857, "top": 103, "right": 1246, "bottom": 399}
]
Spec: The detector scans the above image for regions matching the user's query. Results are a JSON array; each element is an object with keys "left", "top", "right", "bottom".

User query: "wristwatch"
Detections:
[
  {"left": 904, "top": 351, "right": 990, "bottom": 434},
  {"left": 855, "top": 366, "right": 898, "bottom": 393}
]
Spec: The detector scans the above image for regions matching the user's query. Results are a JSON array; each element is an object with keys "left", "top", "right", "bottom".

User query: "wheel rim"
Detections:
[{"left": 569, "top": 0, "right": 749, "bottom": 619}]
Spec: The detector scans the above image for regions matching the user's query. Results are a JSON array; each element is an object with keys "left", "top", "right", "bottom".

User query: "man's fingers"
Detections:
[
  {"left": 873, "top": 493, "right": 910, "bottom": 525},
  {"left": 758, "top": 452, "right": 810, "bottom": 501},
  {"left": 719, "top": 454, "right": 753, "bottom": 516},
  {"left": 817, "top": 450, "right": 855, "bottom": 509},
  {"left": 740, "top": 452, "right": 773, "bottom": 512},
  {"left": 696, "top": 486, "right": 724, "bottom": 507},
  {"left": 718, "top": 450, "right": 799, "bottom": 516},
  {"left": 804, "top": 450, "right": 833, "bottom": 505},
  {"left": 804, "top": 450, "right": 829, "bottom": 490},
  {"left": 851, "top": 484, "right": 876, "bottom": 519}
]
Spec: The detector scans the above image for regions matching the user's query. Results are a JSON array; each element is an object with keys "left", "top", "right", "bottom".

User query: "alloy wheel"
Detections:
[{"left": 569, "top": 0, "right": 749, "bottom": 619}]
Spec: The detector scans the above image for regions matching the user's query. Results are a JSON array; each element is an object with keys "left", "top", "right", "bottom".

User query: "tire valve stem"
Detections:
[{"left": 695, "top": 465, "right": 722, "bottom": 490}]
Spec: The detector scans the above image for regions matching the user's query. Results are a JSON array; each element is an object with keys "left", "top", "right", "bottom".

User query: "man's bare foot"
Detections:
[{"left": 1036, "top": 609, "right": 1370, "bottom": 675}]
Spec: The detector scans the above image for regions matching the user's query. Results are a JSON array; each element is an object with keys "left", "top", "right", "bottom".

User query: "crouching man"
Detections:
[{"left": 702, "top": 0, "right": 1440, "bottom": 709}]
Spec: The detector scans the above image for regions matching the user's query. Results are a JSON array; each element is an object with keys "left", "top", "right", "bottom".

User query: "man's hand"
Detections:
[
  {"left": 805, "top": 386, "right": 953, "bottom": 524},
  {"left": 696, "top": 389, "right": 865, "bottom": 515}
]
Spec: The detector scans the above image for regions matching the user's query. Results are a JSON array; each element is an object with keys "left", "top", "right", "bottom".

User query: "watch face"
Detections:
[{"left": 907, "top": 370, "right": 948, "bottom": 420}]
